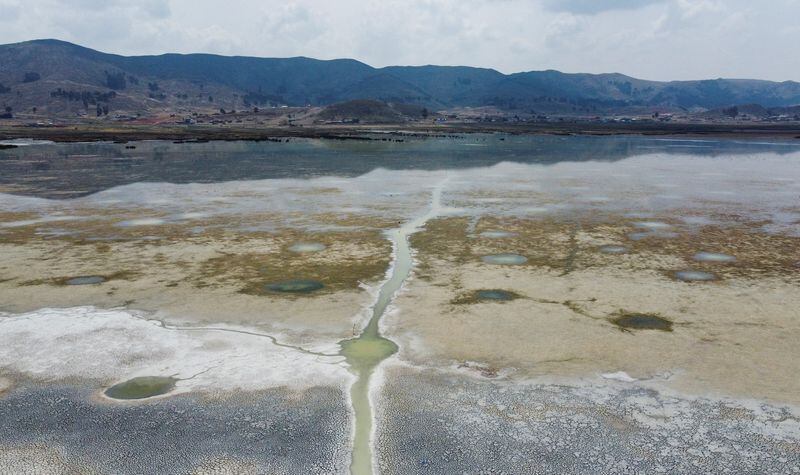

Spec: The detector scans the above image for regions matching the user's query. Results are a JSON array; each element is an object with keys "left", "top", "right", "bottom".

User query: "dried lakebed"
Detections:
[{"left": 1, "top": 136, "right": 800, "bottom": 473}]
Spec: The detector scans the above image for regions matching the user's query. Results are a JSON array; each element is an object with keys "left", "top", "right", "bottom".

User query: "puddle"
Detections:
[
  {"left": 175, "top": 212, "right": 209, "bottom": 220},
  {"left": 523, "top": 207, "right": 550, "bottom": 214},
  {"left": 340, "top": 337, "right": 398, "bottom": 370},
  {"left": 633, "top": 221, "right": 672, "bottom": 230},
  {"left": 104, "top": 376, "right": 177, "bottom": 400},
  {"left": 288, "top": 242, "right": 327, "bottom": 253},
  {"left": 682, "top": 216, "right": 715, "bottom": 226},
  {"left": 265, "top": 280, "right": 324, "bottom": 293},
  {"left": 0, "top": 215, "right": 82, "bottom": 228},
  {"left": 675, "top": 270, "right": 717, "bottom": 282},
  {"left": 628, "top": 231, "right": 679, "bottom": 241},
  {"left": 693, "top": 252, "right": 736, "bottom": 263},
  {"left": 117, "top": 218, "right": 167, "bottom": 227},
  {"left": 476, "top": 289, "right": 518, "bottom": 301},
  {"left": 598, "top": 245, "right": 629, "bottom": 254},
  {"left": 612, "top": 314, "right": 673, "bottom": 331},
  {"left": 482, "top": 254, "right": 528, "bottom": 265},
  {"left": 478, "top": 231, "right": 517, "bottom": 239},
  {"left": 65, "top": 276, "right": 106, "bottom": 285}
]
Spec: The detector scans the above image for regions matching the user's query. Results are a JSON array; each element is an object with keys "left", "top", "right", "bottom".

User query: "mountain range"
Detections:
[{"left": 1, "top": 39, "right": 800, "bottom": 118}]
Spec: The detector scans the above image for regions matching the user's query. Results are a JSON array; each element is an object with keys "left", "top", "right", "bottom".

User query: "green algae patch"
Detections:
[
  {"left": 104, "top": 376, "right": 177, "bottom": 400},
  {"left": 611, "top": 313, "right": 673, "bottom": 332},
  {"left": 476, "top": 289, "right": 518, "bottom": 301},
  {"left": 265, "top": 279, "right": 324, "bottom": 294},
  {"left": 453, "top": 289, "right": 522, "bottom": 304},
  {"left": 340, "top": 336, "right": 398, "bottom": 370}
]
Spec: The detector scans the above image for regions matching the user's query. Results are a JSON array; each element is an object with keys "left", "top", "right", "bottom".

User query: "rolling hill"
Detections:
[{"left": 1, "top": 39, "right": 799, "bottom": 118}]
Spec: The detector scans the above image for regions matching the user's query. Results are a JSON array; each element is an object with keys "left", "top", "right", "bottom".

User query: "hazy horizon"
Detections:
[{"left": 0, "top": 0, "right": 798, "bottom": 82}]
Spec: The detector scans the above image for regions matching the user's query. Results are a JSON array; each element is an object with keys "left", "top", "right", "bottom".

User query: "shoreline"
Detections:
[{"left": 2, "top": 121, "right": 800, "bottom": 144}]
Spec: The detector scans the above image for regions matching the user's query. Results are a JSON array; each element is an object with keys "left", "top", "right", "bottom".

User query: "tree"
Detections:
[
  {"left": 23, "top": 72, "right": 41, "bottom": 83},
  {"left": 723, "top": 106, "right": 739, "bottom": 118},
  {"left": 104, "top": 71, "right": 127, "bottom": 90}
]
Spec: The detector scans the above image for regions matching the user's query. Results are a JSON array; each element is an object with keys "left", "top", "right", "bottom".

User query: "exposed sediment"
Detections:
[{"left": 374, "top": 364, "right": 800, "bottom": 474}]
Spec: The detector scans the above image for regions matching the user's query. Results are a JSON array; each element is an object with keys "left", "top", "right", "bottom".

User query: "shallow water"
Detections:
[
  {"left": 598, "top": 245, "right": 629, "bottom": 255},
  {"left": 65, "top": 276, "right": 106, "bottom": 285},
  {"left": 633, "top": 221, "right": 672, "bottom": 230},
  {"left": 475, "top": 290, "right": 518, "bottom": 301},
  {"left": 104, "top": 376, "right": 177, "bottom": 400},
  {"left": 478, "top": 231, "right": 517, "bottom": 238},
  {"left": 612, "top": 314, "right": 673, "bottom": 331},
  {"left": 482, "top": 254, "right": 528, "bottom": 265},
  {"left": 694, "top": 252, "right": 736, "bottom": 263},
  {"left": 675, "top": 270, "right": 717, "bottom": 282},
  {"left": 265, "top": 280, "right": 325, "bottom": 293},
  {"left": 289, "top": 242, "right": 327, "bottom": 253}
]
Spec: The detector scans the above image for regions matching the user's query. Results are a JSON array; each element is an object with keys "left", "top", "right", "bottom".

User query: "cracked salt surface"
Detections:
[
  {"left": 375, "top": 364, "right": 800, "bottom": 474},
  {"left": 0, "top": 307, "right": 350, "bottom": 393}
]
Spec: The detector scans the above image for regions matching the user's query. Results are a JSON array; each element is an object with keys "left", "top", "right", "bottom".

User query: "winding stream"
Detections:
[{"left": 339, "top": 180, "right": 447, "bottom": 475}]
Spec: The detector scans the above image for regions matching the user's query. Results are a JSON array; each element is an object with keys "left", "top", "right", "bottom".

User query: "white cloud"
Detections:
[
  {"left": 544, "top": 0, "right": 667, "bottom": 14},
  {"left": 0, "top": 0, "right": 797, "bottom": 81}
]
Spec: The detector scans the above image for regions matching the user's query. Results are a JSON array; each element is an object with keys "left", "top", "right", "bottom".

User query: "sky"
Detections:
[{"left": 0, "top": 0, "right": 798, "bottom": 81}]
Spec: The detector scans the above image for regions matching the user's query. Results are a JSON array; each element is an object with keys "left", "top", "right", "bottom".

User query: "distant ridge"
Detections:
[{"left": 1, "top": 39, "right": 799, "bottom": 117}]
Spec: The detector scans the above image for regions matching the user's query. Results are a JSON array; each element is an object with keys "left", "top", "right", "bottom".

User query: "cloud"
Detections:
[
  {"left": 544, "top": 0, "right": 668, "bottom": 14},
  {"left": 0, "top": 0, "right": 798, "bottom": 81}
]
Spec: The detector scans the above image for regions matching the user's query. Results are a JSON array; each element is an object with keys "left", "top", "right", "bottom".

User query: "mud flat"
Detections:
[
  {"left": 373, "top": 363, "right": 800, "bottom": 474},
  {"left": 0, "top": 383, "right": 350, "bottom": 474},
  {"left": 0, "top": 177, "right": 407, "bottom": 346},
  {"left": 391, "top": 214, "right": 800, "bottom": 405}
]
